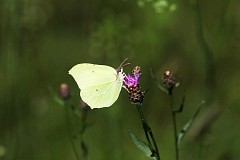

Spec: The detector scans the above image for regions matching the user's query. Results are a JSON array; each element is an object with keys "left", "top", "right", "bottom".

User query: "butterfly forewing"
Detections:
[{"left": 69, "top": 63, "right": 117, "bottom": 89}]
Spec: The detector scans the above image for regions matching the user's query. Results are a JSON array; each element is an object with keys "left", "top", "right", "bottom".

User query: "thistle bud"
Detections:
[
  {"left": 162, "top": 70, "right": 176, "bottom": 94},
  {"left": 59, "top": 83, "right": 71, "bottom": 100},
  {"left": 80, "top": 99, "right": 90, "bottom": 111}
]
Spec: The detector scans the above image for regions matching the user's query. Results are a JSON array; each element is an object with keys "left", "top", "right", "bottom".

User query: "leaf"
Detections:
[
  {"left": 48, "top": 86, "right": 65, "bottom": 106},
  {"left": 150, "top": 69, "right": 169, "bottom": 94},
  {"left": 129, "top": 129, "right": 155, "bottom": 159},
  {"left": 177, "top": 100, "right": 205, "bottom": 144},
  {"left": 156, "top": 83, "right": 169, "bottom": 94},
  {"left": 174, "top": 92, "right": 185, "bottom": 113}
]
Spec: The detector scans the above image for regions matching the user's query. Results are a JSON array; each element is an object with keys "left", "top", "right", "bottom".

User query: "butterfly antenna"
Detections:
[
  {"left": 119, "top": 58, "right": 130, "bottom": 68},
  {"left": 117, "top": 58, "right": 130, "bottom": 72}
]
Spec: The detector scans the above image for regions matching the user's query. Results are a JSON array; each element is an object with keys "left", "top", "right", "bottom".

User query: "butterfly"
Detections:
[{"left": 69, "top": 59, "right": 128, "bottom": 109}]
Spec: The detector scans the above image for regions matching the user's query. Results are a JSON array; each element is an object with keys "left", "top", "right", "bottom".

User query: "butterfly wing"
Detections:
[{"left": 69, "top": 63, "right": 124, "bottom": 109}]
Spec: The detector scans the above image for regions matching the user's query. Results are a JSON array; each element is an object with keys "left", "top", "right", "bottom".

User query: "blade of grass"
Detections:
[{"left": 177, "top": 101, "right": 205, "bottom": 144}]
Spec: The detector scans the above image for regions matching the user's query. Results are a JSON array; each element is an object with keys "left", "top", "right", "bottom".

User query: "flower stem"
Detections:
[
  {"left": 169, "top": 95, "right": 179, "bottom": 160},
  {"left": 136, "top": 104, "right": 161, "bottom": 160},
  {"left": 79, "top": 110, "right": 88, "bottom": 160},
  {"left": 64, "top": 102, "right": 80, "bottom": 160}
]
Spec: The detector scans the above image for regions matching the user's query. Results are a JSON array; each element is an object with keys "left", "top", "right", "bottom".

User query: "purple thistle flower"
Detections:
[
  {"left": 123, "top": 66, "right": 145, "bottom": 105},
  {"left": 123, "top": 73, "right": 140, "bottom": 87}
]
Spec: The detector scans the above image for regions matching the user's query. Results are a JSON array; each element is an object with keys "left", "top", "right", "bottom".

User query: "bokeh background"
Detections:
[{"left": 0, "top": 0, "right": 240, "bottom": 159}]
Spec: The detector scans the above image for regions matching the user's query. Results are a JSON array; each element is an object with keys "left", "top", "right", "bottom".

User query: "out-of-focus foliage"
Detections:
[{"left": 0, "top": 0, "right": 240, "bottom": 159}]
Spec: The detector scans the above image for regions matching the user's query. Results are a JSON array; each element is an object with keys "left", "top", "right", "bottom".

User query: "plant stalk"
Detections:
[
  {"left": 169, "top": 95, "right": 179, "bottom": 160},
  {"left": 64, "top": 102, "right": 80, "bottom": 160},
  {"left": 136, "top": 104, "right": 160, "bottom": 160}
]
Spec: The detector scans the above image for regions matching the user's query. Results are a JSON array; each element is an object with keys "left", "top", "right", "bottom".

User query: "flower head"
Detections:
[
  {"left": 123, "top": 66, "right": 142, "bottom": 87},
  {"left": 123, "top": 66, "right": 145, "bottom": 105},
  {"left": 123, "top": 73, "right": 140, "bottom": 86}
]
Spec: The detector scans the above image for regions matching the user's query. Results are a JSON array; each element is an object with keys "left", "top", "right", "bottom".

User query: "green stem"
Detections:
[
  {"left": 79, "top": 110, "right": 88, "bottom": 160},
  {"left": 136, "top": 104, "right": 160, "bottom": 160},
  {"left": 64, "top": 102, "right": 80, "bottom": 160},
  {"left": 169, "top": 96, "right": 179, "bottom": 160}
]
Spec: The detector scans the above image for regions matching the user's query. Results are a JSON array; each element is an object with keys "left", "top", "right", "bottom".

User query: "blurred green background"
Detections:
[{"left": 0, "top": 0, "right": 240, "bottom": 159}]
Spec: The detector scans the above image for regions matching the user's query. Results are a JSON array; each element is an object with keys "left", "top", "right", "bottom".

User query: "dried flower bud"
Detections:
[
  {"left": 132, "top": 66, "right": 142, "bottom": 76},
  {"left": 80, "top": 99, "right": 90, "bottom": 111},
  {"left": 162, "top": 70, "right": 176, "bottom": 94},
  {"left": 59, "top": 83, "right": 71, "bottom": 100},
  {"left": 79, "top": 99, "right": 90, "bottom": 120}
]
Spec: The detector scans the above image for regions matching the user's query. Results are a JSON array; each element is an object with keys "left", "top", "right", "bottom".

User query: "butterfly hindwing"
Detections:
[{"left": 80, "top": 80, "right": 122, "bottom": 108}]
